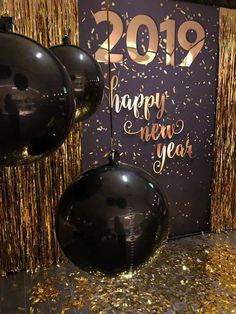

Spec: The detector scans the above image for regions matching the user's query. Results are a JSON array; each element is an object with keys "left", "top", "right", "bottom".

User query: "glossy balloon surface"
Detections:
[
  {"left": 56, "top": 162, "right": 168, "bottom": 276},
  {"left": 0, "top": 32, "right": 75, "bottom": 166},
  {"left": 50, "top": 45, "right": 104, "bottom": 121}
]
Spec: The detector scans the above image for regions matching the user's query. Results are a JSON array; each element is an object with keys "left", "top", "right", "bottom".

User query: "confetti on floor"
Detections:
[{"left": 1, "top": 231, "right": 236, "bottom": 313}]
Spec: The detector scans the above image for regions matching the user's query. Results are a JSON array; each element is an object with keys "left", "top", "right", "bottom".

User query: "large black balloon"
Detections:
[
  {"left": 0, "top": 32, "right": 75, "bottom": 166},
  {"left": 50, "top": 44, "right": 104, "bottom": 121},
  {"left": 56, "top": 161, "right": 168, "bottom": 276}
]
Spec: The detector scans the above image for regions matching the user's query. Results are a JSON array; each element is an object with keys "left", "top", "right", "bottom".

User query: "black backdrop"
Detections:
[{"left": 79, "top": 0, "right": 219, "bottom": 236}]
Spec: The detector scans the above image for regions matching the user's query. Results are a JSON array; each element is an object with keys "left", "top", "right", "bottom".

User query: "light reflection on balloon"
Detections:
[
  {"left": 0, "top": 31, "right": 75, "bottom": 166},
  {"left": 50, "top": 44, "right": 104, "bottom": 122},
  {"left": 56, "top": 157, "right": 169, "bottom": 276}
]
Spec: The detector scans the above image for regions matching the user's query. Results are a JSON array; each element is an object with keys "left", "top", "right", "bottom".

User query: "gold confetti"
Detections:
[{"left": 26, "top": 232, "right": 236, "bottom": 313}]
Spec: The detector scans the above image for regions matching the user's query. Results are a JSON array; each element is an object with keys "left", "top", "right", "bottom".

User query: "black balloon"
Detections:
[
  {"left": 50, "top": 44, "right": 104, "bottom": 121},
  {"left": 56, "top": 161, "right": 168, "bottom": 276},
  {"left": 0, "top": 32, "right": 75, "bottom": 166}
]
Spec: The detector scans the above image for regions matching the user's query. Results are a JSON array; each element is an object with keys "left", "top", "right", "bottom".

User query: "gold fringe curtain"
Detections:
[
  {"left": 211, "top": 8, "right": 236, "bottom": 232},
  {"left": 0, "top": 0, "right": 81, "bottom": 275}
]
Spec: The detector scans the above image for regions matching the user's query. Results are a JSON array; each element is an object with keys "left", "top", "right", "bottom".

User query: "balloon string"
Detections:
[{"left": 106, "top": 0, "right": 114, "bottom": 151}]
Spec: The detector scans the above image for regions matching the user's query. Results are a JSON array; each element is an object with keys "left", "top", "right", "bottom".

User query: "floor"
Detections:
[{"left": 0, "top": 231, "right": 236, "bottom": 314}]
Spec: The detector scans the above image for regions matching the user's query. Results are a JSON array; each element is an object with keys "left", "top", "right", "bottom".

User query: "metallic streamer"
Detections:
[
  {"left": 0, "top": 0, "right": 81, "bottom": 275},
  {"left": 211, "top": 8, "right": 236, "bottom": 232}
]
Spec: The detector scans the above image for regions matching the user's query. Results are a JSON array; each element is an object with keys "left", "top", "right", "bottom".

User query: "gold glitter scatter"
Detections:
[
  {"left": 211, "top": 8, "right": 236, "bottom": 232},
  {"left": 25, "top": 232, "right": 236, "bottom": 313},
  {"left": 0, "top": 0, "right": 81, "bottom": 274},
  {"left": 17, "top": 307, "right": 26, "bottom": 312}
]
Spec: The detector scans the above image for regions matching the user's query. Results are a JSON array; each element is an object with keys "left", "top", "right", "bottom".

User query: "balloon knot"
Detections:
[
  {"left": 0, "top": 16, "right": 13, "bottom": 32},
  {"left": 108, "top": 149, "right": 120, "bottom": 165},
  {"left": 62, "top": 35, "right": 71, "bottom": 45}
]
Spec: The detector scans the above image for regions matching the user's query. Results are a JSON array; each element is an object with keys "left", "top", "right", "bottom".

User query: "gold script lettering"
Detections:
[
  {"left": 124, "top": 120, "right": 185, "bottom": 142},
  {"left": 153, "top": 138, "right": 194, "bottom": 174},
  {"left": 111, "top": 75, "right": 166, "bottom": 121}
]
